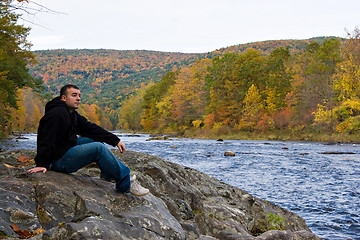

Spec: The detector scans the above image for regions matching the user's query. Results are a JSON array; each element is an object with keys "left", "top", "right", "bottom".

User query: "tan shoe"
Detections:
[{"left": 129, "top": 175, "right": 149, "bottom": 197}]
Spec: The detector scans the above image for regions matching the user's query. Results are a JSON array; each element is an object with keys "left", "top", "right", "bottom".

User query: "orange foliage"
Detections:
[
  {"left": 272, "top": 109, "right": 294, "bottom": 129},
  {"left": 204, "top": 113, "right": 215, "bottom": 129}
]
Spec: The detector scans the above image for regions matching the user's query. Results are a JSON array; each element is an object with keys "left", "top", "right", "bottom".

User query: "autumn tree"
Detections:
[
  {"left": 314, "top": 28, "right": 360, "bottom": 133},
  {"left": 170, "top": 59, "right": 211, "bottom": 130},
  {"left": 333, "top": 28, "right": 360, "bottom": 101},
  {"left": 77, "top": 103, "right": 112, "bottom": 129},
  {"left": 238, "top": 84, "right": 264, "bottom": 131},
  {"left": 8, "top": 88, "right": 44, "bottom": 132}
]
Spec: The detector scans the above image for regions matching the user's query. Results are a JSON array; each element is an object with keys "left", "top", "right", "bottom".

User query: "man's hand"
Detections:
[
  {"left": 27, "top": 167, "right": 47, "bottom": 174},
  {"left": 117, "top": 141, "right": 126, "bottom": 154}
]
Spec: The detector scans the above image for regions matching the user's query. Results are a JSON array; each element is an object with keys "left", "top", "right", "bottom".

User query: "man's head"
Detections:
[{"left": 60, "top": 84, "right": 81, "bottom": 112}]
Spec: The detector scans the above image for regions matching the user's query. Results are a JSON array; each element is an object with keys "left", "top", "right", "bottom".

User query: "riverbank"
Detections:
[
  {"left": 2, "top": 126, "right": 360, "bottom": 144},
  {"left": 176, "top": 127, "right": 360, "bottom": 144}
]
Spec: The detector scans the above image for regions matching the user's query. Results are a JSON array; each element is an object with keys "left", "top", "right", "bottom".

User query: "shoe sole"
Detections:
[{"left": 131, "top": 191, "right": 150, "bottom": 197}]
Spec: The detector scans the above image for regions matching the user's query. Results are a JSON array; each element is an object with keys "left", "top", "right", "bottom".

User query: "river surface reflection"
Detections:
[{"left": 1, "top": 133, "right": 360, "bottom": 240}]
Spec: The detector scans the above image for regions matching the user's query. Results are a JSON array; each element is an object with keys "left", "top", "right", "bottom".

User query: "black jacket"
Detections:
[{"left": 35, "top": 97, "right": 120, "bottom": 169}]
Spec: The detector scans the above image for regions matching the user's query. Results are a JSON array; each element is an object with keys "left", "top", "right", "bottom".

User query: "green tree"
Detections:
[
  {"left": 291, "top": 38, "right": 341, "bottom": 125},
  {"left": 206, "top": 50, "right": 266, "bottom": 127},
  {"left": 117, "top": 83, "right": 152, "bottom": 131},
  {"left": 0, "top": 0, "right": 42, "bottom": 135},
  {"left": 264, "top": 47, "right": 292, "bottom": 113},
  {"left": 141, "top": 72, "right": 176, "bottom": 131}
]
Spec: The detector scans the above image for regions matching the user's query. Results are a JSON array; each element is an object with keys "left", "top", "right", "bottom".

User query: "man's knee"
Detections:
[
  {"left": 77, "top": 137, "right": 96, "bottom": 145},
  {"left": 92, "top": 142, "right": 110, "bottom": 153}
]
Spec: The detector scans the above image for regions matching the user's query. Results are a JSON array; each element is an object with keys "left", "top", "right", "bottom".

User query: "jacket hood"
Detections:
[{"left": 45, "top": 96, "right": 68, "bottom": 113}]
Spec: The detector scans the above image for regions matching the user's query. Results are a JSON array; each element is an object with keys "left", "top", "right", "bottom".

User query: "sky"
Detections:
[{"left": 19, "top": 0, "right": 360, "bottom": 53}]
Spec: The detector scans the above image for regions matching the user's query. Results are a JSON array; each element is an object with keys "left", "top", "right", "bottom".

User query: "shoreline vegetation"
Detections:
[
  {"left": 2, "top": 127, "right": 360, "bottom": 144},
  {"left": 141, "top": 128, "right": 360, "bottom": 144},
  {"left": 182, "top": 128, "right": 360, "bottom": 143}
]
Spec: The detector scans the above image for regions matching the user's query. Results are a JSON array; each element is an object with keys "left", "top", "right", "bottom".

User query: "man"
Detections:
[{"left": 27, "top": 84, "right": 149, "bottom": 197}]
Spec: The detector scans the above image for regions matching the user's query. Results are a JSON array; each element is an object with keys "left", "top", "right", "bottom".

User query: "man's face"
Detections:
[{"left": 61, "top": 87, "right": 81, "bottom": 111}]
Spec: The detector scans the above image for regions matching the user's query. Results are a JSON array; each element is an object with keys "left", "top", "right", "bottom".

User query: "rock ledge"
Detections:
[{"left": 0, "top": 150, "right": 321, "bottom": 240}]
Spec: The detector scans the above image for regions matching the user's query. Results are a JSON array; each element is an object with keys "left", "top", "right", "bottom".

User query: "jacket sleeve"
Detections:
[
  {"left": 76, "top": 113, "right": 120, "bottom": 147},
  {"left": 35, "top": 109, "right": 69, "bottom": 169}
]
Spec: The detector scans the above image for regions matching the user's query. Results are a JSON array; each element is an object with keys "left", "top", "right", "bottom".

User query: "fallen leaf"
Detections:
[
  {"left": 9, "top": 223, "right": 35, "bottom": 239},
  {"left": 9, "top": 223, "right": 20, "bottom": 233},
  {"left": 3, "top": 163, "right": 15, "bottom": 168},
  {"left": 18, "top": 154, "right": 31, "bottom": 163},
  {"left": 18, "top": 229, "right": 32, "bottom": 239},
  {"left": 33, "top": 228, "right": 45, "bottom": 235}
]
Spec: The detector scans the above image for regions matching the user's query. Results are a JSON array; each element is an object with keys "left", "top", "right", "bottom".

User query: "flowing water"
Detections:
[{"left": 1, "top": 133, "right": 359, "bottom": 240}]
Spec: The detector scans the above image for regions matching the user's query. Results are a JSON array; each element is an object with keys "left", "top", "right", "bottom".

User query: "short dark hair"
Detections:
[{"left": 60, "top": 84, "right": 79, "bottom": 97}]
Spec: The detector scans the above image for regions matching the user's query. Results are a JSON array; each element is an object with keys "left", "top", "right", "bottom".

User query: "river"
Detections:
[{"left": 1, "top": 133, "right": 359, "bottom": 240}]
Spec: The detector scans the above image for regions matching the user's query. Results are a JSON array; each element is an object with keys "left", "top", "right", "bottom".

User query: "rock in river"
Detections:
[{"left": 224, "top": 151, "right": 236, "bottom": 156}]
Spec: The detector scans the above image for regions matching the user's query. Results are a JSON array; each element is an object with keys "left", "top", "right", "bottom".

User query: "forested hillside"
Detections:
[
  {"left": 29, "top": 49, "right": 208, "bottom": 109},
  {"left": 29, "top": 37, "right": 339, "bottom": 105},
  {"left": 11, "top": 35, "right": 359, "bottom": 143},
  {"left": 117, "top": 32, "right": 360, "bottom": 142},
  {"left": 25, "top": 38, "right": 335, "bottom": 129},
  {"left": 217, "top": 37, "right": 345, "bottom": 54}
]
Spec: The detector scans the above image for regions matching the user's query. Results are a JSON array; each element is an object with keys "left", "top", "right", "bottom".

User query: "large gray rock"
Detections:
[{"left": 0, "top": 149, "right": 321, "bottom": 240}]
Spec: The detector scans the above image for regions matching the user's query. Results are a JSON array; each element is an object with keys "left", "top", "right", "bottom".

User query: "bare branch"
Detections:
[{"left": 5, "top": 0, "right": 66, "bottom": 28}]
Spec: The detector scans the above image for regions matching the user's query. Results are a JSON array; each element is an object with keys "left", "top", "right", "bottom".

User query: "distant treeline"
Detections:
[
  {"left": 117, "top": 30, "right": 360, "bottom": 140},
  {"left": 28, "top": 49, "right": 208, "bottom": 122},
  {"left": 24, "top": 37, "right": 341, "bottom": 123}
]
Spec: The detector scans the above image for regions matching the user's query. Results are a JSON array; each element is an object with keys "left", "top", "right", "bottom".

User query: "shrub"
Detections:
[
  {"left": 336, "top": 115, "right": 360, "bottom": 133},
  {"left": 333, "top": 100, "right": 360, "bottom": 122},
  {"left": 313, "top": 104, "right": 334, "bottom": 129},
  {"left": 259, "top": 212, "right": 285, "bottom": 232}
]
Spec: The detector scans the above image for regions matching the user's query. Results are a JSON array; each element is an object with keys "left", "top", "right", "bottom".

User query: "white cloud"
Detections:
[{"left": 21, "top": 0, "right": 360, "bottom": 53}]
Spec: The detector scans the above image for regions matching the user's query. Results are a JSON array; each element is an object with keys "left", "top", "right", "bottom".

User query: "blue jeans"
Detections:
[{"left": 50, "top": 137, "right": 130, "bottom": 193}]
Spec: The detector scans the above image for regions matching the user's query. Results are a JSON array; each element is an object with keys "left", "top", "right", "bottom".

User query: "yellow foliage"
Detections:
[
  {"left": 192, "top": 119, "right": 203, "bottom": 128},
  {"left": 333, "top": 54, "right": 360, "bottom": 101},
  {"left": 332, "top": 100, "right": 360, "bottom": 122},
  {"left": 7, "top": 88, "right": 44, "bottom": 132},
  {"left": 265, "top": 88, "right": 277, "bottom": 114},
  {"left": 239, "top": 84, "right": 265, "bottom": 131},
  {"left": 312, "top": 104, "right": 334, "bottom": 127},
  {"left": 336, "top": 116, "right": 360, "bottom": 133}
]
